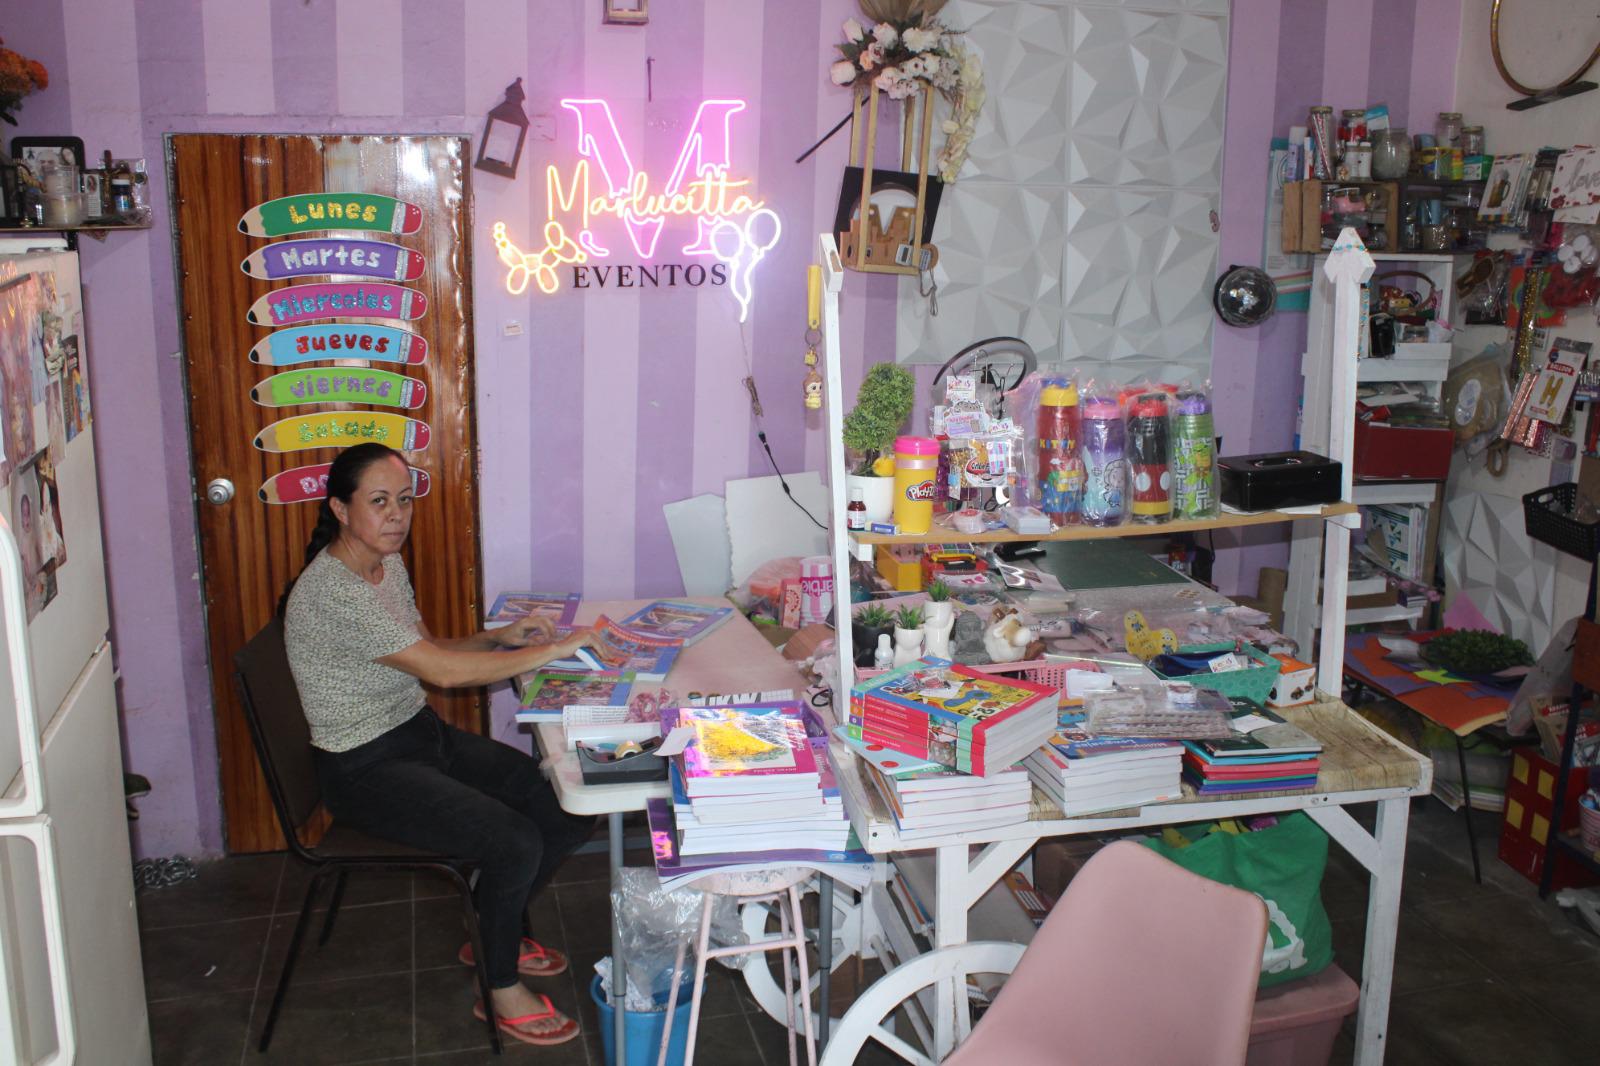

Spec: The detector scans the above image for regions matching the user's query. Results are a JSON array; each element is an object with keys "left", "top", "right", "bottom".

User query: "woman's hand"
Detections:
[
  {"left": 551, "top": 627, "right": 598, "bottom": 659},
  {"left": 492, "top": 615, "right": 558, "bottom": 648}
]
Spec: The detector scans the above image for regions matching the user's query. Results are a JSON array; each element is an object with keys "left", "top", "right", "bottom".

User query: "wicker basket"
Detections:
[{"left": 1150, "top": 642, "right": 1282, "bottom": 705}]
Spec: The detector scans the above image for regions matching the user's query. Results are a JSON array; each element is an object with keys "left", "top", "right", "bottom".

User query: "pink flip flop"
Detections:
[
  {"left": 458, "top": 936, "right": 569, "bottom": 977},
  {"left": 473, "top": 995, "right": 581, "bottom": 1047}
]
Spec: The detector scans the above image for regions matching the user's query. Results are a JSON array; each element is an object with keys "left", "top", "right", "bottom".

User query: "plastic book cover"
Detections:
[
  {"left": 487, "top": 591, "right": 580, "bottom": 625},
  {"left": 863, "top": 660, "right": 1055, "bottom": 738},
  {"left": 667, "top": 703, "right": 818, "bottom": 782},
  {"left": 587, "top": 615, "right": 683, "bottom": 680},
  {"left": 620, "top": 600, "right": 734, "bottom": 645},
  {"left": 1046, "top": 725, "right": 1183, "bottom": 759},
  {"left": 518, "top": 670, "right": 633, "bottom": 712}
]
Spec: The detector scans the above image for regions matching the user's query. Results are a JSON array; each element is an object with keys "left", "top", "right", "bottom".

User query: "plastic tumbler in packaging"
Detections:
[
  {"left": 1081, "top": 392, "right": 1128, "bottom": 526},
  {"left": 891, "top": 436, "right": 940, "bottom": 534},
  {"left": 1171, "top": 389, "right": 1218, "bottom": 520},
  {"left": 1128, "top": 393, "right": 1172, "bottom": 524},
  {"left": 1036, "top": 379, "right": 1084, "bottom": 525}
]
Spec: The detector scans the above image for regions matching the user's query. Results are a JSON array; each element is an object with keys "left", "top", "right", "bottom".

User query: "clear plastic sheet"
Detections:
[{"left": 598, "top": 866, "right": 745, "bottom": 1011}]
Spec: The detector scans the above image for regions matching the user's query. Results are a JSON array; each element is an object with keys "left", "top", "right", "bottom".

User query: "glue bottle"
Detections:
[
  {"left": 874, "top": 633, "right": 893, "bottom": 669},
  {"left": 1036, "top": 379, "right": 1084, "bottom": 525}
]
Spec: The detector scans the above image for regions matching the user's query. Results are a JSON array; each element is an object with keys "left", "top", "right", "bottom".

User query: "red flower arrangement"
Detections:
[{"left": 0, "top": 37, "right": 49, "bottom": 127}]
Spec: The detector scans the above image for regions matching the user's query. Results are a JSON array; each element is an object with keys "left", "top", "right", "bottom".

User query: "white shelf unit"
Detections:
[
  {"left": 819, "top": 230, "right": 1370, "bottom": 702},
  {"left": 1285, "top": 252, "right": 1457, "bottom": 655}
]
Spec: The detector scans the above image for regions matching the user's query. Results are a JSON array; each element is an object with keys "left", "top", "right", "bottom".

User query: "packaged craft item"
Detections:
[
  {"left": 1171, "top": 384, "right": 1219, "bottom": 520},
  {"left": 892, "top": 436, "right": 940, "bottom": 534},
  {"left": 1035, "top": 376, "right": 1084, "bottom": 525},
  {"left": 1127, "top": 391, "right": 1173, "bottom": 524},
  {"left": 1080, "top": 384, "right": 1129, "bottom": 526},
  {"left": 1083, "top": 681, "right": 1233, "bottom": 739}
]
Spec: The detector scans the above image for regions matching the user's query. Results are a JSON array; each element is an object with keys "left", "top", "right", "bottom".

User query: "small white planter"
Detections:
[
  {"left": 892, "top": 625, "right": 925, "bottom": 667},
  {"left": 923, "top": 600, "right": 955, "bottom": 628},
  {"left": 848, "top": 474, "right": 895, "bottom": 526},
  {"left": 923, "top": 618, "right": 953, "bottom": 659}
]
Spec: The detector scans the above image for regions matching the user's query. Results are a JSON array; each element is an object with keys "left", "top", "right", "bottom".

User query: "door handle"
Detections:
[{"left": 205, "top": 478, "right": 235, "bottom": 505}]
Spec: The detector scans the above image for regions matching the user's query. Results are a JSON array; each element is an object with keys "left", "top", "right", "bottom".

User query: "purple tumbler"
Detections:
[{"left": 1081, "top": 394, "right": 1128, "bottom": 526}]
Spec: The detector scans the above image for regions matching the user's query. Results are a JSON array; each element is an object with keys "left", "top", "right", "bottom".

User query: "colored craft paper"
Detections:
[
  {"left": 1415, "top": 669, "right": 1467, "bottom": 686},
  {"left": 248, "top": 323, "right": 427, "bottom": 367},
  {"left": 250, "top": 367, "right": 425, "bottom": 409},
  {"left": 240, "top": 238, "right": 425, "bottom": 282},
  {"left": 258, "top": 462, "right": 431, "bottom": 504},
  {"left": 252, "top": 411, "right": 430, "bottom": 453},
  {"left": 246, "top": 282, "right": 427, "bottom": 327},
  {"left": 239, "top": 193, "right": 423, "bottom": 237}
]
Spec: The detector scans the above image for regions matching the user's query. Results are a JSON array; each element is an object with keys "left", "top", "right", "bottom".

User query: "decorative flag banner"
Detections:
[
  {"left": 238, "top": 193, "right": 424, "bottom": 238},
  {"left": 250, "top": 367, "right": 426, "bottom": 410},
  {"left": 247, "top": 282, "right": 428, "bottom": 327},
  {"left": 249, "top": 323, "right": 427, "bottom": 367},
  {"left": 253, "top": 411, "right": 430, "bottom": 453},
  {"left": 258, "top": 462, "right": 431, "bottom": 504},
  {"left": 241, "top": 239, "right": 425, "bottom": 282}
]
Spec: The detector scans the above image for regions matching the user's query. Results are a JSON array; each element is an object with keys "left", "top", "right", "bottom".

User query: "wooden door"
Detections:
[{"left": 170, "top": 134, "right": 483, "bottom": 852}]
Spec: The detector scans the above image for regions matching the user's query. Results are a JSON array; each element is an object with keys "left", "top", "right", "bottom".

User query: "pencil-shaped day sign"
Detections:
[
  {"left": 249, "top": 324, "right": 427, "bottom": 367},
  {"left": 259, "top": 462, "right": 431, "bottom": 504},
  {"left": 241, "top": 238, "right": 425, "bottom": 282},
  {"left": 247, "top": 282, "right": 427, "bottom": 327},
  {"left": 253, "top": 412, "right": 430, "bottom": 453},
  {"left": 238, "top": 193, "right": 423, "bottom": 238},
  {"left": 250, "top": 367, "right": 426, "bottom": 410}
]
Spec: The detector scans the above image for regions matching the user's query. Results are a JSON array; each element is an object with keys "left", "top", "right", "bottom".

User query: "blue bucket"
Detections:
[{"left": 590, "top": 973, "right": 693, "bottom": 1066}]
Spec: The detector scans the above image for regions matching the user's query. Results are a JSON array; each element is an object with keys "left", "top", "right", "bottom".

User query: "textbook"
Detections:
[
  {"left": 487, "top": 591, "right": 580, "bottom": 625},
  {"left": 661, "top": 703, "right": 820, "bottom": 797},
  {"left": 581, "top": 616, "right": 683, "bottom": 681},
  {"left": 515, "top": 670, "right": 633, "bottom": 723},
  {"left": 646, "top": 798, "right": 873, "bottom": 890},
  {"left": 619, "top": 600, "right": 735, "bottom": 645}
]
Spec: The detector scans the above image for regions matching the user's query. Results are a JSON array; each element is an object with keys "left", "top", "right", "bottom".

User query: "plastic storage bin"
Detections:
[
  {"left": 1522, "top": 482, "right": 1600, "bottom": 561},
  {"left": 1246, "top": 962, "right": 1361, "bottom": 1066},
  {"left": 592, "top": 974, "right": 694, "bottom": 1066}
]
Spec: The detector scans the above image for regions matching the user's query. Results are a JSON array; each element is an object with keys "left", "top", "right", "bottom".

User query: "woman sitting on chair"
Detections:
[{"left": 282, "top": 442, "right": 594, "bottom": 1047}]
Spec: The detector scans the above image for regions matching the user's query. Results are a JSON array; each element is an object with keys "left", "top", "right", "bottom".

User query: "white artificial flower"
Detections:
[
  {"left": 859, "top": 43, "right": 881, "bottom": 71},
  {"left": 843, "top": 17, "right": 866, "bottom": 42},
  {"left": 873, "top": 67, "right": 900, "bottom": 93},
  {"left": 873, "top": 22, "right": 898, "bottom": 48},
  {"left": 830, "top": 60, "right": 858, "bottom": 85},
  {"left": 901, "top": 55, "right": 926, "bottom": 78},
  {"left": 903, "top": 26, "right": 939, "bottom": 53}
]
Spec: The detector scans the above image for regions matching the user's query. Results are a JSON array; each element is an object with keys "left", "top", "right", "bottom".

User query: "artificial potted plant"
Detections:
[
  {"left": 853, "top": 603, "right": 895, "bottom": 667},
  {"left": 843, "top": 361, "right": 917, "bottom": 525},
  {"left": 893, "top": 603, "right": 926, "bottom": 667},
  {"left": 923, "top": 580, "right": 955, "bottom": 658}
]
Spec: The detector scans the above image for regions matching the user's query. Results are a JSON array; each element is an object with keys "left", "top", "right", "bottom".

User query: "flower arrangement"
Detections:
[
  {"left": 829, "top": 3, "right": 984, "bottom": 182},
  {"left": 0, "top": 38, "right": 48, "bottom": 127}
]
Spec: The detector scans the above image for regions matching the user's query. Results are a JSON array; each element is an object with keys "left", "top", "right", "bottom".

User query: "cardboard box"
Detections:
[
  {"left": 1499, "top": 749, "right": 1599, "bottom": 891},
  {"left": 1266, "top": 655, "right": 1316, "bottom": 708},
  {"left": 1352, "top": 420, "right": 1453, "bottom": 481}
]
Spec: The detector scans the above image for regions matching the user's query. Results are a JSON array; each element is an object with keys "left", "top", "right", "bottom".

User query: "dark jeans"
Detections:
[{"left": 315, "top": 707, "right": 595, "bottom": 988}]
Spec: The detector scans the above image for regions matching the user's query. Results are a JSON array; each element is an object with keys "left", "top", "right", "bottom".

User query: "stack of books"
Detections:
[
  {"left": 658, "top": 702, "right": 851, "bottom": 855},
  {"left": 840, "top": 729, "right": 1033, "bottom": 840},
  {"left": 1181, "top": 702, "right": 1323, "bottom": 794},
  {"left": 849, "top": 657, "right": 1059, "bottom": 777},
  {"left": 1023, "top": 722, "right": 1183, "bottom": 816}
]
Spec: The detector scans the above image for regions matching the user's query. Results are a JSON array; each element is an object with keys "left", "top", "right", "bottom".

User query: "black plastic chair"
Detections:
[{"left": 234, "top": 616, "right": 501, "bottom": 1054}]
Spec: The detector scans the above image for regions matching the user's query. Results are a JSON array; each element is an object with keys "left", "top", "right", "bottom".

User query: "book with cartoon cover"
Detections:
[
  {"left": 487, "top": 591, "right": 580, "bottom": 625},
  {"left": 515, "top": 670, "right": 634, "bottom": 722},
  {"left": 619, "top": 600, "right": 734, "bottom": 645}
]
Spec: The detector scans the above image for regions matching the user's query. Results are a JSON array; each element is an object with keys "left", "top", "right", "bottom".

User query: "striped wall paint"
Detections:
[{"left": 8, "top": 0, "right": 1460, "bottom": 858}]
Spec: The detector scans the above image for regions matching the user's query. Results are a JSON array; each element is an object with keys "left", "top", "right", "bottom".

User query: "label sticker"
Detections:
[
  {"left": 241, "top": 239, "right": 425, "bottom": 282},
  {"left": 253, "top": 412, "right": 430, "bottom": 453},
  {"left": 239, "top": 193, "right": 423, "bottom": 237},
  {"left": 250, "top": 367, "right": 426, "bottom": 409},
  {"left": 247, "top": 282, "right": 427, "bottom": 327},
  {"left": 258, "top": 463, "right": 431, "bottom": 504},
  {"left": 249, "top": 324, "right": 427, "bottom": 367}
]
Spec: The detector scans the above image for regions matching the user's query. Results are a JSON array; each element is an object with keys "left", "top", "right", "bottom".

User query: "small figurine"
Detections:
[
  {"left": 983, "top": 607, "right": 1034, "bottom": 664},
  {"left": 803, "top": 364, "right": 824, "bottom": 409}
]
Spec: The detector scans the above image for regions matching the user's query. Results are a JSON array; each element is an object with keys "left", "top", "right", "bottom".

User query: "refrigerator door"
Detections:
[
  {"left": 0, "top": 250, "right": 111, "bottom": 733},
  {"left": 0, "top": 642, "right": 148, "bottom": 1065},
  {"left": 0, "top": 515, "right": 45, "bottom": 817}
]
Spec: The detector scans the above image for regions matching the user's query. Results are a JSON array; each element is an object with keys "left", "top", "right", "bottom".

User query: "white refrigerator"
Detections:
[{"left": 0, "top": 242, "right": 151, "bottom": 1065}]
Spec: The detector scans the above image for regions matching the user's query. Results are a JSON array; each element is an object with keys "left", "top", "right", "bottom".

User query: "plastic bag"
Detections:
[{"left": 601, "top": 866, "right": 743, "bottom": 1011}]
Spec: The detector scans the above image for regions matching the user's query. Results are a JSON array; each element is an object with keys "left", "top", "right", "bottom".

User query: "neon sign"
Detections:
[{"left": 494, "top": 97, "right": 779, "bottom": 321}]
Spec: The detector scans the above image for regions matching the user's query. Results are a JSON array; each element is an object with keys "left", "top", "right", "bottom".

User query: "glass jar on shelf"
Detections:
[
  {"left": 1435, "top": 112, "right": 1463, "bottom": 149},
  {"left": 1372, "top": 128, "right": 1411, "bottom": 180},
  {"left": 1461, "top": 125, "right": 1485, "bottom": 156}
]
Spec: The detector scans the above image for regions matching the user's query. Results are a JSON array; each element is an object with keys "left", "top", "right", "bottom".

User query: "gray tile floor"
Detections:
[{"left": 139, "top": 800, "right": 1600, "bottom": 1065}]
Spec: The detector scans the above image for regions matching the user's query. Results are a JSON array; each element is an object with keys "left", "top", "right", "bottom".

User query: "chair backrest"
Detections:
[
  {"left": 233, "top": 616, "right": 322, "bottom": 841},
  {"left": 947, "top": 840, "right": 1268, "bottom": 1066}
]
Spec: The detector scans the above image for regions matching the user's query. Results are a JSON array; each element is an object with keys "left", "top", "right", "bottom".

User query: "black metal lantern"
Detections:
[{"left": 474, "top": 78, "right": 530, "bottom": 179}]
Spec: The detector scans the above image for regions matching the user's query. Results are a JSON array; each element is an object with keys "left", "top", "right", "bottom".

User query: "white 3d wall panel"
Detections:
[{"left": 897, "top": 0, "right": 1229, "bottom": 381}]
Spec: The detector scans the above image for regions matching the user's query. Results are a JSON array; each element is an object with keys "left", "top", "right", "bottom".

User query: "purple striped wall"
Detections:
[
  {"left": 8, "top": 0, "right": 1460, "bottom": 858},
  {"left": 1210, "top": 0, "right": 1461, "bottom": 595}
]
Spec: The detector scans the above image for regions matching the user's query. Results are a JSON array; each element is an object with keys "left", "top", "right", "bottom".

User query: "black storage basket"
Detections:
[{"left": 1523, "top": 483, "right": 1600, "bottom": 561}]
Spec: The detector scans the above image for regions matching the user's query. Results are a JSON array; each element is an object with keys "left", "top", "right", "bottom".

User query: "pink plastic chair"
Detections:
[{"left": 823, "top": 841, "right": 1269, "bottom": 1066}]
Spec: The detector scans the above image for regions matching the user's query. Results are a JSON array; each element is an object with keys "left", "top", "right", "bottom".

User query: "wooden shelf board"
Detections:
[
  {"left": 851, "top": 502, "right": 1357, "bottom": 545},
  {"left": 0, "top": 223, "right": 152, "bottom": 233}
]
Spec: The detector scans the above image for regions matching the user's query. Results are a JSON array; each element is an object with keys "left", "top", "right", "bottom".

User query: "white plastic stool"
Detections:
[{"left": 658, "top": 867, "right": 817, "bottom": 1066}]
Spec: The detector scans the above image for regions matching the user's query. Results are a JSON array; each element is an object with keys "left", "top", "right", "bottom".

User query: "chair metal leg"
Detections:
[
  {"left": 1456, "top": 735, "right": 1482, "bottom": 885},
  {"left": 779, "top": 894, "right": 797, "bottom": 1066},
  {"left": 259, "top": 868, "right": 327, "bottom": 1052},
  {"left": 682, "top": 892, "right": 715, "bottom": 1065},
  {"left": 317, "top": 869, "right": 349, "bottom": 946},
  {"left": 789, "top": 886, "right": 817, "bottom": 1066},
  {"left": 446, "top": 866, "right": 502, "bottom": 1056}
]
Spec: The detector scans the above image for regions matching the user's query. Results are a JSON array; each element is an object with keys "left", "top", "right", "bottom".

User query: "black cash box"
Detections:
[{"left": 1218, "top": 450, "right": 1343, "bottom": 511}]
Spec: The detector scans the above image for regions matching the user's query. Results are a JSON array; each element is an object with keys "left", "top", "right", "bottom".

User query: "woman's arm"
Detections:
[
  {"left": 378, "top": 626, "right": 594, "bottom": 689},
  {"left": 415, "top": 614, "right": 557, "bottom": 653}
]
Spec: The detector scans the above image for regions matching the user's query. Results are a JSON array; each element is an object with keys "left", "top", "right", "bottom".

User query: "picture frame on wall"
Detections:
[
  {"left": 602, "top": 0, "right": 648, "bottom": 25},
  {"left": 10, "top": 137, "right": 87, "bottom": 178}
]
